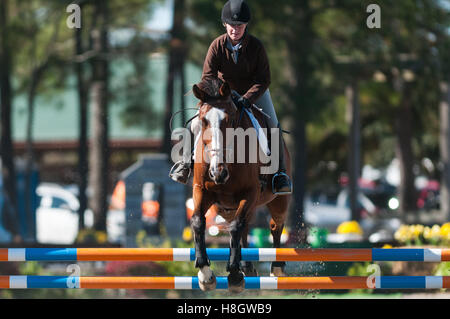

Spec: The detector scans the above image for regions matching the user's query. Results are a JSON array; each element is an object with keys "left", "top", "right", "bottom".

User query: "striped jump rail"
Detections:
[
  {"left": 1, "top": 248, "right": 450, "bottom": 262},
  {"left": 0, "top": 276, "right": 449, "bottom": 290}
]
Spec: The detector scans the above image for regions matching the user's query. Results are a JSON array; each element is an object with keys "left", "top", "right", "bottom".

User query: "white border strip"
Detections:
[
  {"left": 10, "top": 276, "right": 27, "bottom": 289},
  {"left": 424, "top": 249, "right": 442, "bottom": 262},
  {"left": 174, "top": 277, "right": 193, "bottom": 289},
  {"left": 259, "top": 248, "right": 276, "bottom": 262},
  {"left": 8, "top": 249, "right": 26, "bottom": 262},
  {"left": 173, "top": 248, "right": 191, "bottom": 261},
  {"left": 426, "top": 276, "right": 443, "bottom": 289},
  {"left": 260, "top": 277, "right": 278, "bottom": 290}
]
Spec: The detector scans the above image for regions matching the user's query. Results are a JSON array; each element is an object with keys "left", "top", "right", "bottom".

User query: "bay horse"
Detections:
[{"left": 189, "top": 79, "right": 292, "bottom": 293}]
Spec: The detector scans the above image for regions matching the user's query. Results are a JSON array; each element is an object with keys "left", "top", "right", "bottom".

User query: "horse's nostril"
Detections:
[
  {"left": 222, "top": 170, "right": 228, "bottom": 179},
  {"left": 209, "top": 167, "right": 229, "bottom": 184},
  {"left": 215, "top": 169, "right": 229, "bottom": 184}
]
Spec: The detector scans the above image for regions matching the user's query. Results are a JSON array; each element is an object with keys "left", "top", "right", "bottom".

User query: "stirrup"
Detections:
[{"left": 272, "top": 171, "right": 292, "bottom": 195}]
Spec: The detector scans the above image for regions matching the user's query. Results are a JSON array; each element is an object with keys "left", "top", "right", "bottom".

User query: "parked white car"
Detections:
[
  {"left": 304, "top": 189, "right": 377, "bottom": 232},
  {"left": 304, "top": 188, "right": 402, "bottom": 243},
  {"left": 36, "top": 183, "right": 93, "bottom": 244}
]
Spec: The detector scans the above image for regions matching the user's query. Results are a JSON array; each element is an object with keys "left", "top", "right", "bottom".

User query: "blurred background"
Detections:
[{"left": 0, "top": 0, "right": 450, "bottom": 275}]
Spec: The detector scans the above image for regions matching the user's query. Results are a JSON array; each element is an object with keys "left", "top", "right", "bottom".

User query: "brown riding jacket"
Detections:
[{"left": 198, "top": 32, "right": 271, "bottom": 104}]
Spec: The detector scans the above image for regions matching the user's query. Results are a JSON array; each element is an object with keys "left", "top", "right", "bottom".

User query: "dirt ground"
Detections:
[{"left": 400, "top": 292, "right": 450, "bottom": 299}]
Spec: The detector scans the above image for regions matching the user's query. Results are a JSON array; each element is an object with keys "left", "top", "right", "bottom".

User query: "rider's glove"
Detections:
[{"left": 238, "top": 97, "right": 251, "bottom": 109}]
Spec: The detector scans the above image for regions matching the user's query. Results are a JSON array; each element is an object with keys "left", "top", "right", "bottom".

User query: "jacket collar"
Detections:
[{"left": 224, "top": 28, "right": 249, "bottom": 51}]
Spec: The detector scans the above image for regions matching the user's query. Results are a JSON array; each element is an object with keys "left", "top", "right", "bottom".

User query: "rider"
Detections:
[{"left": 169, "top": 0, "right": 292, "bottom": 195}]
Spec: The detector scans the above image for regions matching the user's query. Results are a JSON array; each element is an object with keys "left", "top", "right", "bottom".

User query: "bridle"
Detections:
[{"left": 199, "top": 99, "right": 238, "bottom": 161}]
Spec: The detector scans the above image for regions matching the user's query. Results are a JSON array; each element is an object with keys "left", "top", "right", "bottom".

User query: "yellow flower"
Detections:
[
  {"left": 441, "top": 223, "right": 450, "bottom": 237},
  {"left": 182, "top": 227, "right": 193, "bottom": 241},
  {"left": 337, "top": 221, "right": 363, "bottom": 235},
  {"left": 96, "top": 231, "right": 107, "bottom": 244},
  {"left": 394, "top": 225, "right": 410, "bottom": 242},
  {"left": 423, "top": 227, "right": 433, "bottom": 239},
  {"left": 411, "top": 224, "right": 424, "bottom": 238},
  {"left": 431, "top": 224, "right": 441, "bottom": 235},
  {"left": 382, "top": 244, "right": 393, "bottom": 249}
]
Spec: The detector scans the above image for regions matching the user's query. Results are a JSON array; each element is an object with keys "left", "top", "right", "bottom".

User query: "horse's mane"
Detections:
[{"left": 200, "top": 78, "right": 224, "bottom": 99}]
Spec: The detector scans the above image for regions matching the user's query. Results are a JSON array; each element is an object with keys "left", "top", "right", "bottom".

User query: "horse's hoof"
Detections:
[
  {"left": 228, "top": 271, "right": 245, "bottom": 294},
  {"left": 199, "top": 276, "right": 217, "bottom": 291},
  {"left": 198, "top": 269, "right": 217, "bottom": 292},
  {"left": 270, "top": 267, "right": 286, "bottom": 277}
]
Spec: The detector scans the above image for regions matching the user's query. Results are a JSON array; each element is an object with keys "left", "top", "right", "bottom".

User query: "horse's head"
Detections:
[{"left": 193, "top": 80, "right": 238, "bottom": 185}]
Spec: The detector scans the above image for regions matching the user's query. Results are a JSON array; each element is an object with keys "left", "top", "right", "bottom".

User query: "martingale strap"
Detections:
[
  {"left": 231, "top": 91, "right": 271, "bottom": 156},
  {"left": 243, "top": 108, "right": 271, "bottom": 156}
]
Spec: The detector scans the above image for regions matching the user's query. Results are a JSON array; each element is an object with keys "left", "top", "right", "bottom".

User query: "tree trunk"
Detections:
[
  {"left": 162, "top": 52, "right": 175, "bottom": 156},
  {"left": 24, "top": 65, "right": 47, "bottom": 242},
  {"left": 0, "top": 0, "right": 20, "bottom": 240},
  {"left": 439, "top": 80, "right": 450, "bottom": 220},
  {"left": 89, "top": 0, "right": 109, "bottom": 231},
  {"left": 289, "top": 119, "right": 308, "bottom": 243},
  {"left": 162, "top": 0, "right": 186, "bottom": 156},
  {"left": 284, "top": 1, "right": 314, "bottom": 245},
  {"left": 24, "top": 13, "right": 60, "bottom": 242},
  {"left": 76, "top": 16, "right": 89, "bottom": 231},
  {"left": 394, "top": 83, "right": 416, "bottom": 214},
  {"left": 179, "top": 59, "right": 186, "bottom": 126},
  {"left": 346, "top": 82, "right": 361, "bottom": 221}
]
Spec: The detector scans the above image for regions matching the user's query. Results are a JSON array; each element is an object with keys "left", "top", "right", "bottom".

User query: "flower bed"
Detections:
[
  {"left": 394, "top": 223, "right": 450, "bottom": 247},
  {"left": 389, "top": 223, "right": 450, "bottom": 277}
]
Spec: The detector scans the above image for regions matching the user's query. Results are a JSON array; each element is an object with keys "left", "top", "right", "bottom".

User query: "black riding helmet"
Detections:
[{"left": 221, "top": 0, "right": 251, "bottom": 25}]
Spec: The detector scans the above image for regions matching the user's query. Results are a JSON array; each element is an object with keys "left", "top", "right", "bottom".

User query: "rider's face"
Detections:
[{"left": 225, "top": 23, "right": 247, "bottom": 44}]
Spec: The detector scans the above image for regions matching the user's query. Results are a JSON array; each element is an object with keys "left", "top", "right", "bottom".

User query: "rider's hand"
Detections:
[{"left": 238, "top": 97, "right": 251, "bottom": 109}]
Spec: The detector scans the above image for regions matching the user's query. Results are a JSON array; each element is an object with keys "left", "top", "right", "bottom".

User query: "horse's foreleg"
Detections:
[
  {"left": 191, "top": 190, "right": 216, "bottom": 291},
  {"left": 227, "top": 198, "right": 255, "bottom": 293},
  {"left": 240, "top": 218, "right": 258, "bottom": 277},
  {"left": 269, "top": 218, "right": 286, "bottom": 276},
  {"left": 267, "top": 197, "right": 288, "bottom": 277},
  {"left": 227, "top": 216, "right": 246, "bottom": 292},
  {"left": 191, "top": 212, "right": 216, "bottom": 291}
]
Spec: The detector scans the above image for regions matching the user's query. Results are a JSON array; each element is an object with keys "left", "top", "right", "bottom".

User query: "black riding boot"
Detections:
[
  {"left": 169, "top": 160, "right": 192, "bottom": 184},
  {"left": 272, "top": 123, "right": 292, "bottom": 195}
]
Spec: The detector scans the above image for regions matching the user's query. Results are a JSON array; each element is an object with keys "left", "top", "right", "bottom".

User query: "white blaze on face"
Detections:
[{"left": 205, "top": 108, "right": 226, "bottom": 177}]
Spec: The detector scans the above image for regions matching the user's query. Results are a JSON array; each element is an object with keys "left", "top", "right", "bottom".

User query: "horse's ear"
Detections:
[
  {"left": 193, "top": 84, "right": 206, "bottom": 101},
  {"left": 219, "top": 82, "right": 231, "bottom": 98}
]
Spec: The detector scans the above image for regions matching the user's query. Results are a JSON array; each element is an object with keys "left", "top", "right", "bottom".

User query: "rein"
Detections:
[{"left": 169, "top": 108, "right": 200, "bottom": 133}]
